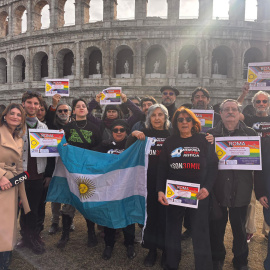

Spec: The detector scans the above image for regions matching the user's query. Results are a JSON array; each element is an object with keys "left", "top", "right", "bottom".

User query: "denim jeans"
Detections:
[
  {"left": 0, "top": 251, "right": 12, "bottom": 270},
  {"left": 263, "top": 206, "right": 270, "bottom": 270}
]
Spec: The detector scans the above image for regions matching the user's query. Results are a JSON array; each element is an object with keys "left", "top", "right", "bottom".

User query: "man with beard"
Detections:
[
  {"left": 160, "top": 86, "right": 179, "bottom": 120},
  {"left": 208, "top": 99, "right": 256, "bottom": 270},
  {"left": 237, "top": 84, "right": 270, "bottom": 242},
  {"left": 131, "top": 96, "right": 157, "bottom": 131},
  {"left": 191, "top": 87, "right": 221, "bottom": 126}
]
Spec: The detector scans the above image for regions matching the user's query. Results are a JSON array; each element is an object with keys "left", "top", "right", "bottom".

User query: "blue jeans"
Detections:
[
  {"left": 0, "top": 251, "right": 12, "bottom": 270},
  {"left": 263, "top": 207, "right": 270, "bottom": 270}
]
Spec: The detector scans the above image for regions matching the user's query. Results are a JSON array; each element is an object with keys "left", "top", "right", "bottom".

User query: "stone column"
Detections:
[
  {"left": 103, "top": 0, "right": 117, "bottom": 21},
  {"left": 8, "top": 4, "right": 12, "bottom": 36},
  {"left": 48, "top": 44, "right": 54, "bottom": 78},
  {"left": 50, "top": 0, "right": 56, "bottom": 29},
  {"left": 75, "top": 41, "right": 81, "bottom": 80},
  {"left": 25, "top": 47, "right": 30, "bottom": 82},
  {"left": 167, "top": 40, "right": 176, "bottom": 86},
  {"left": 75, "top": 0, "right": 90, "bottom": 25},
  {"left": 102, "top": 38, "right": 111, "bottom": 85},
  {"left": 229, "top": 0, "right": 245, "bottom": 21},
  {"left": 6, "top": 50, "right": 11, "bottom": 83},
  {"left": 199, "top": 0, "right": 213, "bottom": 20},
  {"left": 167, "top": 0, "right": 179, "bottom": 20},
  {"left": 27, "top": 0, "right": 32, "bottom": 33},
  {"left": 134, "top": 39, "right": 142, "bottom": 85},
  {"left": 135, "top": 0, "right": 148, "bottom": 20},
  {"left": 257, "top": 0, "right": 270, "bottom": 22}
]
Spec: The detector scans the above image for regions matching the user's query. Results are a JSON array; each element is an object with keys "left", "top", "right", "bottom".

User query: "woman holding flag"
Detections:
[
  {"left": 57, "top": 98, "right": 102, "bottom": 249},
  {"left": 157, "top": 107, "right": 218, "bottom": 270},
  {"left": 0, "top": 104, "right": 30, "bottom": 270}
]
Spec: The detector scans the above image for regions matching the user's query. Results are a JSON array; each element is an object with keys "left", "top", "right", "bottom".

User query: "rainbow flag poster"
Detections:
[
  {"left": 165, "top": 180, "right": 200, "bottom": 208},
  {"left": 248, "top": 62, "right": 270, "bottom": 91},
  {"left": 215, "top": 136, "right": 262, "bottom": 170},
  {"left": 192, "top": 109, "right": 214, "bottom": 132},
  {"left": 29, "top": 129, "right": 64, "bottom": 157},
  {"left": 45, "top": 79, "right": 70, "bottom": 96},
  {"left": 100, "top": 87, "right": 122, "bottom": 105}
]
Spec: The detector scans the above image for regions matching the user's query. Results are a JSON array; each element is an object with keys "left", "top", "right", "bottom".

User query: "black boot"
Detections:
[
  {"left": 28, "top": 233, "right": 45, "bottom": 254},
  {"left": 86, "top": 219, "right": 98, "bottom": 247},
  {"left": 144, "top": 249, "right": 157, "bottom": 267},
  {"left": 57, "top": 214, "right": 72, "bottom": 249}
]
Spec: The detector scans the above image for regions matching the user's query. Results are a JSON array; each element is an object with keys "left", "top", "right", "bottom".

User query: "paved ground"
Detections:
[{"left": 10, "top": 202, "right": 267, "bottom": 270}]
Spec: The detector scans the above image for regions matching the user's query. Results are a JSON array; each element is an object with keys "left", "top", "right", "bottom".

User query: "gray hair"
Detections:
[
  {"left": 252, "top": 91, "right": 270, "bottom": 107},
  {"left": 145, "top": 103, "right": 170, "bottom": 130},
  {"left": 220, "top": 99, "right": 241, "bottom": 112}
]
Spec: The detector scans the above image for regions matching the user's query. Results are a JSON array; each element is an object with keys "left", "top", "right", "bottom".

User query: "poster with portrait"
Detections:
[
  {"left": 165, "top": 180, "right": 200, "bottom": 208},
  {"left": 29, "top": 129, "right": 64, "bottom": 157},
  {"left": 191, "top": 109, "right": 214, "bottom": 132},
  {"left": 45, "top": 79, "right": 70, "bottom": 96},
  {"left": 248, "top": 62, "right": 270, "bottom": 91},
  {"left": 100, "top": 87, "right": 122, "bottom": 105},
  {"left": 215, "top": 136, "right": 262, "bottom": 170}
]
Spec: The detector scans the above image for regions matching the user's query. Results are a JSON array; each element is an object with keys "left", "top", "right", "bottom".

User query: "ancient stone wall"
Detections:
[{"left": 0, "top": 0, "right": 270, "bottom": 108}]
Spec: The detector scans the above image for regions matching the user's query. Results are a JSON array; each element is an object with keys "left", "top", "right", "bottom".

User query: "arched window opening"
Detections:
[
  {"left": 117, "top": 0, "right": 135, "bottom": 20},
  {"left": 57, "top": 49, "right": 75, "bottom": 78},
  {"left": 145, "top": 47, "right": 166, "bottom": 78},
  {"left": 13, "top": 55, "right": 26, "bottom": 82},
  {"left": 179, "top": 0, "right": 199, "bottom": 19},
  {"left": 178, "top": 46, "right": 198, "bottom": 78},
  {"left": 33, "top": 52, "right": 49, "bottom": 81},
  {"left": 147, "top": 0, "right": 167, "bottom": 18},
  {"left": 115, "top": 48, "right": 133, "bottom": 78},
  {"left": 89, "top": 0, "right": 103, "bottom": 22},
  {"left": 84, "top": 48, "right": 102, "bottom": 78},
  {"left": 0, "top": 58, "right": 7, "bottom": 84},
  {"left": 21, "top": 10, "right": 27, "bottom": 33},
  {"left": 0, "top": 12, "right": 9, "bottom": 37},
  {"left": 245, "top": 0, "right": 257, "bottom": 21},
  {"left": 64, "top": 0, "right": 75, "bottom": 26},
  {"left": 14, "top": 6, "right": 27, "bottom": 35},
  {"left": 213, "top": 0, "right": 229, "bottom": 20}
]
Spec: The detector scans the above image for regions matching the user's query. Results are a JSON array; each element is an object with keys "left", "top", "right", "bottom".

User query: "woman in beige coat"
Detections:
[{"left": 0, "top": 103, "right": 30, "bottom": 270}]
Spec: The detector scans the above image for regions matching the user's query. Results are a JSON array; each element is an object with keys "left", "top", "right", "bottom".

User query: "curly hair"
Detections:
[{"left": 172, "top": 106, "right": 201, "bottom": 135}]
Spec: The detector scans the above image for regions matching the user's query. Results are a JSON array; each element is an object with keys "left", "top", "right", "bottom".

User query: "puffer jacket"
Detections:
[{"left": 208, "top": 120, "right": 257, "bottom": 207}]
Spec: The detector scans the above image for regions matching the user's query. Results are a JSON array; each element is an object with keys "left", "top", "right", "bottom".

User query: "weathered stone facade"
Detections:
[{"left": 0, "top": 0, "right": 270, "bottom": 107}]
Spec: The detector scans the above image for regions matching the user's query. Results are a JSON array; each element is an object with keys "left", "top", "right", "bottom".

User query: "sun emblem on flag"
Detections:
[{"left": 75, "top": 177, "right": 96, "bottom": 199}]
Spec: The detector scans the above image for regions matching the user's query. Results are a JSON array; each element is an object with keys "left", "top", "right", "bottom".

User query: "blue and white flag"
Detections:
[{"left": 47, "top": 137, "right": 151, "bottom": 229}]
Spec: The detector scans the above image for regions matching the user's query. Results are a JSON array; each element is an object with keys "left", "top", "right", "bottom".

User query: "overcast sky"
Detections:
[{"left": 22, "top": 0, "right": 257, "bottom": 31}]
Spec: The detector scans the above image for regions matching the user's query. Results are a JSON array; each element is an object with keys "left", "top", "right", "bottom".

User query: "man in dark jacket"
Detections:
[
  {"left": 160, "top": 86, "right": 179, "bottom": 120},
  {"left": 208, "top": 99, "right": 256, "bottom": 270}
]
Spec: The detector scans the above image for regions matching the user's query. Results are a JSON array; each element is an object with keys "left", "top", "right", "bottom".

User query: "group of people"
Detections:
[{"left": 0, "top": 84, "right": 270, "bottom": 270}]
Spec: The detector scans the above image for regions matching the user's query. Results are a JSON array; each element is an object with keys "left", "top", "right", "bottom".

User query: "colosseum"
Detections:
[{"left": 0, "top": 0, "right": 269, "bottom": 106}]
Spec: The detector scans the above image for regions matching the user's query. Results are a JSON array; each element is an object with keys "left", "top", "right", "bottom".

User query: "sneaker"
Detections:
[
  {"left": 102, "top": 246, "right": 113, "bottom": 260},
  {"left": 246, "top": 233, "right": 253, "bottom": 243},
  {"left": 181, "top": 229, "right": 191, "bottom": 240},
  {"left": 127, "top": 245, "right": 136, "bottom": 259},
  {"left": 144, "top": 249, "right": 157, "bottom": 267},
  {"left": 48, "top": 223, "right": 59, "bottom": 235}
]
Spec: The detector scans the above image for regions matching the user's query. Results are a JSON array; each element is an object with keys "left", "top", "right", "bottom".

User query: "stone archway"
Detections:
[
  {"left": 13, "top": 55, "right": 26, "bottom": 82},
  {"left": 243, "top": 47, "right": 263, "bottom": 79},
  {"left": 212, "top": 45, "right": 233, "bottom": 78},
  {"left": 13, "top": 5, "right": 27, "bottom": 35},
  {"left": 33, "top": 1, "right": 50, "bottom": 30},
  {"left": 145, "top": 46, "right": 166, "bottom": 75},
  {"left": 33, "top": 51, "right": 48, "bottom": 81},
  {"left": 56, "top": 49, "right": 74, "bottom": 78},
  {"left": 84, "top": 47, "right": 102, "bottom": 78},
  {"left": 115, "top": 47, "right": 134, "bottom": 78},
  {"left": 178, "top": 45, "right": 199, "bottom": 77},
  {"left": 0, "top": 58, "right": 7, "bottom": 84},
  {"left": 0, "top": 11, "right": 8, "bottom": 37}
]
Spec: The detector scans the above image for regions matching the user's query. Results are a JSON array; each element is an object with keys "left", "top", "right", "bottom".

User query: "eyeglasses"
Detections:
[
  {"left": 255, "top": 100, "right": 268, "bottom": 104},
  {"left": 163, "top": 92, "right": 175, "bottom": 96},
  {"left": 112, "top": 128, "right": 126, "bottom": 133},
  {"left": 177, "top": 117, "right": 192, "bottom": 123},
  {"left": 58, "top": 109, "right": 68, "bottom": 113}
]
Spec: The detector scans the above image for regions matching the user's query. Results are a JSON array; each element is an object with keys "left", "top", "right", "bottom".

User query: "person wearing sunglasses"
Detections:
[
  {"left": 157, "top": 106, "right": 218, "bottom": 270},
  {"left": 94, "top": 119, "right": 136, "bottom": 260},
  {"left": 160, "top": 86, "right": 179, "bottom": 121},
  {"left": 237, "top": 84, "right": 270, "bottom": 244}
]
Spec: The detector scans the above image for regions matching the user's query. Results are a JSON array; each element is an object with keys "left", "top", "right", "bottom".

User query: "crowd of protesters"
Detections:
[{"left": 0, "top": 84, "right": 270, "bottom": 270}]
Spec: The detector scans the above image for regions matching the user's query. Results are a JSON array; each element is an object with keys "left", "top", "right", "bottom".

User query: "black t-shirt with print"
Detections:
[
  {"left": 157, "top": 133, "right": 218, "bottom": 193},
  {"left": 64, "top": 120, "right": 102, "bottom": 150},
  {"left": 244, "top": 114, "right": 270, "bottom": 137}
]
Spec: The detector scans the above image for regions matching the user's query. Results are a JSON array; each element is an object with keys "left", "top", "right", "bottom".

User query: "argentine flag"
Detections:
[{"left": 47, "top": 136, "right": 152, "bottom": 229}]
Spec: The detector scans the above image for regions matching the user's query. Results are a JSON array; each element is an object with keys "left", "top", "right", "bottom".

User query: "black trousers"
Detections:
[
  {"left": 210, "top": 205, "right": 249, "bottom": 268},
  {"left": 0, "top": 251, "right": 11, "bottom": 270},
  {"left": 164, "top": 197, "right": 212, "bottom": 270},
  {"left": 104, "top": 224, "right": 135, "bottom": 247},
  {"left": 20, "top": 179, "right": 44, "bottom": 237},
  {"left": 37, "top": 184, "right": 48, "bottom": 234},
  {"left": 142, "top": 191, "right": 166, "bottom": 250}
]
